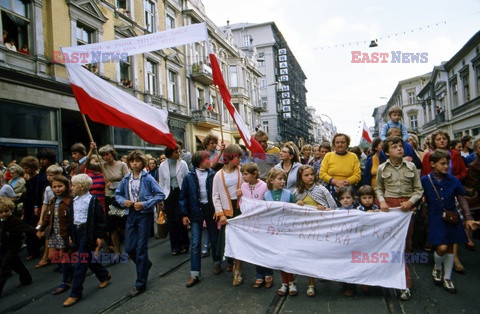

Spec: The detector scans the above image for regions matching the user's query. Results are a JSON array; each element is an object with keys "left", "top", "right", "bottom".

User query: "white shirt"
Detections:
[
  {"left": 73, "top": 192, "right": 92, "bottom": 225},
  {"left": 224, "top": 169, "right": 239, "bottom": 200},
  {"left": 195, "top": 168, "right": 208, "bottom": 204},
  {"left": 42, "top": 186, "right": 55, "bottom": 205}
]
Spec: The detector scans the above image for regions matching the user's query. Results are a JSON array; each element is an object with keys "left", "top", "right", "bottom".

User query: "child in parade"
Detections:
[
  {"left": 336, "top": 187, "right": 356, "bottom": 210},
  {"left": 179, "top": 151, "right": 222, "bottom": 288},
  {"left": 238, "top": 162, "right": 271, "bottom": 288},
  {"left": 263, "top": 168, "right": 297, "bottom": 296},
  {"left": 421, "top": 150, "right": 476, "bottom": 294},
  {"left": 212, "top": 144, "right": 244, "bottom": 285},
  {"left": 36, "top": 175, "right": 74, "bottom": 294},
  {"left": 380, "top": 106, "right": 409, "bottom": 141},
  {"left": 35, "top": 164, "right": 64, "bottom": 268},
  {"left": 116, "top": 150, "right": 165, "bottom": 297},
  {"left": 61, "top": 174, "right": 111, "bottom": 307},
  {"left": 356, "top": 185, "right": 380, "bottom": 212},
  {"left": 374, "top": 136, "right": 423, "bottom": 301},
  {"left": 0, "top": 198, "right": 36, "bottom": 297},
  {"left": 293, "top": 165, "right": 336, "bottom": 297}
]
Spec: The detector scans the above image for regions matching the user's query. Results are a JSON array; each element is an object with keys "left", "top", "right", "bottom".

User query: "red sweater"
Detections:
[{"left": 421, "top": 149, "right": 467, "bottom": 180}]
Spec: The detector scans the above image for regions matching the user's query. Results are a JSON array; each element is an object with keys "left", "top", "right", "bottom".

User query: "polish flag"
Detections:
[
  {"left": 209, "top": 53, "right": 265, "bottom": 157},
  {"left": 65, "top": 63, "right": 176, "bottom": 149},
  {"left": 362, "top": 121, "right": 373, "bottom": 144}
]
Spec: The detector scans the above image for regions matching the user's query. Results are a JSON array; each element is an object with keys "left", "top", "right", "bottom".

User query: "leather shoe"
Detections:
[
  {"left": 63, "top": 296, "right": 81, "bottom": 307},
  {"left": 213, "top": 264, "right": 222, "bottom": 275},
  {"left": 226, "top": 264, "right": 233, "bottom": 272},
  {"left": 99, "top": 273, "right": 111, "bottom": 289},
  {"left": 52, "top": 283, "right": 70, "bottom": 295},
  {"left": 185, "top": 276, "right": 200, "bottom": 288},
  {"left": 129, "top": 286, "right": 146, "bottom": 297}
]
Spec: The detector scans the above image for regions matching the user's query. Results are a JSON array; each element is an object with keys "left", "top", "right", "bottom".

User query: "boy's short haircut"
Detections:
[
  {"left": 66, "top": 162, "right": 78, "bottom": 174},
  {"left": 71, "top": 173, "right": 93, "bottom": 190},
  {"left": 98, "top": 144, "right": 117, "bottom": 159},
  {"left": 431, "top": 130, "right": 450, "bottom": 149},
  {"left": 127, "top": 150, "right": 147, "bottom": 168},
  {"left": 320, "top": 141, "right": 332, "bottom": 151},
  {"left": 164, "top": 145, "right": 180, "bottom": 158},
  {"left": 386, "top": 127, "right": 402, "bottom": 137},
  {"left": 460, "top": 135, "right": 472, "bottom": 146},
  {"left": 71, "top": 143, "right": 86, "bottom": 156},
  {"left": 254, "top": 130, "right": 268, "bottom": 139},
  {"left": 266, "top": 168, "right": 287, "bottom": 190},
  {"left": 388, "top": 106, "right": 403, "bottom": 117},
  {"left": 382, "top": 136, "right": 404, "bottom": 153},
  {"left": 223, "top": 144, "right": 243, "bottom": 163},
  {"left": 336, "top": 186, "right": 354, "bottom": 200},
  {"left": 429, "top": 149, "right": 450, "bottom": 163},
  {"left": 0, "top": 197, "right": 15, "bottom": 211},
  {"left": 46, "top": 164, "right": 63, "bottom": 175},
  {"left": 176, "top": 139, "right": 184, "bottom": 147},
  {"left": 241, "top": 162, "right": 259, "bottom": 178},
  {"left": 332, "top": 133, "right": 351, "bottom": 147},
  {"left": 37, "top": 148, "right": 57, "bottom": 165},
  {"left": 357, "top": 185, "right": 376, "bottom": 198},
  {"left": 20, "top": 156, "right": 39, "bottom": 171},
  {"left": 202, "top": 134, "right": 219, "bottom": 149},
  {"left": 192, "top": 150, "right": 210, "bottom": 168}
]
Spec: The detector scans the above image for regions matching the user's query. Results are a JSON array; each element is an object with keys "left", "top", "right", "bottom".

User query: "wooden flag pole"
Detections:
[
  {"left": 214, "top": 86, "right": 224, "bottom": 143},
  {"left": 81, "top": 113, "right": 106, "bottom": 176}
]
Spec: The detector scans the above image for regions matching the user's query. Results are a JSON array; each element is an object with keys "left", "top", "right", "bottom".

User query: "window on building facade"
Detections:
[
  {"left": 260, "top": 77, "right": 267, "bottom": 89},
  {"left": 451, "top": 80, "right": 459, "bottom": 108},
  {"left": 119, "top": 56, "right": 132, "bottom": 87},
  {"left": 196, "top": 88, "right": 204, "bottom": 107},
  {"left": 409, "top": 114, "right": 418, "bottom": 129},
  {"left": 258, "top": 52, "right": 265, "bottom": 67},
  {"left": 408, "top": 91, "right": 415, "bottom": 105},
  {"left": 261, "top": 97, "right": 267, "bottom": 109},
  {"left": 472, "top": 127, "right": 479, "bottom": 136},
  {"left": 229, "top": 65, "right": 238, "bottom": 87},
  {"left": 144, "top": 0, "right": 154, "bottom": 32},
  {"left": 146, "top": 59, "right": 157, "bottom": 95},
  {"left": 1, "top": 0, "right": 30, "bottom": 53},
  {"left": 243, "top": 35, "right": 251, "bottom": 47},
  {"left": 76, "top": 23, "right": 98, "bottom": 73},
  {"left": 117, "top": 0, "right": 126, "bottom": 9},
  {"left": 166, "top": 14, "right": 175, "bottom": 29},
  {"left": 475, "top": 65, "right": 480, "bottom": 98},
  {"left": 461, "top": 70, "right": 470, "bottom": 102},
  {"left": 168, "top": 70, "right": 178, "bottom": 103},
  {"left": 262, "top": 120, "right": 269, "bottom": 134}
]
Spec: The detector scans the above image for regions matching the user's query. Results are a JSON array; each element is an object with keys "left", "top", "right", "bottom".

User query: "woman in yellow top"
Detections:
[{"left": 319, "top": 133, "right": 361, "bottom": 199}]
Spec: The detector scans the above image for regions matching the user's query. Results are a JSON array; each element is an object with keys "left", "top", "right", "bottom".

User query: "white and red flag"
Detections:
[
  {"left": 362, "top": 121, "right": 373, "bottom": 144},
  {"left": 209, "top": 53, "right": 265, "bottom": 157}
]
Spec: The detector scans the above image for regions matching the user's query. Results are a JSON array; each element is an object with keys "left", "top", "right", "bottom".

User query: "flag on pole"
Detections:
[
  {"left": 209, "top": 53, "right": 265, "bottom": 157},
  {"left": 65, "top": 63, "right": 176, "bottom": 149},
  {"left": 362, "top": 121, "right": 373, "bottom": 144}
]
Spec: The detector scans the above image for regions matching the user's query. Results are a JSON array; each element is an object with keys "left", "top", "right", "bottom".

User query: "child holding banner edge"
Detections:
[
  {"left": 374, "top": 136, "right": 423, "bottom": 301},
  {"left": 293, "top": 165, "right": 336, "bottom": 297},
  {"left": 263, "top": 168, "right": 297, "bottom": 296},
  {"left": 238, "top": 162, "right": 271, "bottom": 289}
]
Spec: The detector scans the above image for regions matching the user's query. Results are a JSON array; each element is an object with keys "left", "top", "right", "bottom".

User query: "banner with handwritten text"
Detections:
[{"left": 225, "top": 198, "right": 413, "bottom": 289}]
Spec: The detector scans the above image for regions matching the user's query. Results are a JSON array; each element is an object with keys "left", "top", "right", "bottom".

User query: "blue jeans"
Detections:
[
  {"left": 256, "top": 265, "right": 273, "bottom": 279},
  {"left": 70, "top": 227, "right": 109, "bottom": 298},
  {"left": 189, "top": 209, "right": 221, "bottom": 277},
  {"left": 125, "top": 211, "right": 153, "bottom": 289}
]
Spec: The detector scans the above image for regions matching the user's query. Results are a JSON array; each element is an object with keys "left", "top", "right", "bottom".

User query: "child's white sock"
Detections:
[
  {"left": 443, "top": 253, "right": 454, "bottom": 280},
  {"left": 434, "top": 252, "right": 444, "bottom": 270}
]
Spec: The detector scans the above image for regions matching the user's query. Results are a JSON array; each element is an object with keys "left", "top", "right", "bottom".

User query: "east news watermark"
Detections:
[
  {"left": 351, "top": 51, "right": 428, "bottom": 63},
  {"left": 351, "top": 251, "right": 429, "bottom": 264},
  {"left": 51, "top": 251, "right": 129, "bottom": 264}
]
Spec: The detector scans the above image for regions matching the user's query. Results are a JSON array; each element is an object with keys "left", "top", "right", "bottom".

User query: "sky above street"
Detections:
[{"left": 201, "top": 0, "right": 480, "bottom": 144}]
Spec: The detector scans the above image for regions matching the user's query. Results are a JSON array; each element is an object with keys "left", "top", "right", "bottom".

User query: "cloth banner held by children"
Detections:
[{"left": 225, "top": 198, "right": 413, "bottom": 289}]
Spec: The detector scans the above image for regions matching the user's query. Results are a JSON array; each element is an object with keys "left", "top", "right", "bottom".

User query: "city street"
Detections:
[{"left": 1, "top": 233, "right": 479, "bottom": 314}]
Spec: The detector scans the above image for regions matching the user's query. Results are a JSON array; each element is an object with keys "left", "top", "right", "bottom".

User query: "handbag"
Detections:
[
  {"left": 428, "top": 175, "right": 459, "bottom": 225},
  {"left": 108, "top": 204, "right": 128, "bottom": 217}
]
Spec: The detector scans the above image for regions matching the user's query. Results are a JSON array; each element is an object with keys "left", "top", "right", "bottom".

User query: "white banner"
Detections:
[
  {"left": 61, "top": 23, "right": 208, "bottom": 65},
  {"left": 225, "top": 198, "right": 413, "bottom": 289}
]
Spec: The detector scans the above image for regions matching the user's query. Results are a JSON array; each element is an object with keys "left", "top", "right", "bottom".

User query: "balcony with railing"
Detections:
[
  {"left": 191, "top": 109, "right": 220, "bottom": 128},
  {"left": 190, "top": 62, "right": 213, "bottom": 85},
  {"left": 230, "top": 86, "right": 249, "bottom": 99},
  {"left": 253, "top": 101, "right": 268, "bottom": 112}
]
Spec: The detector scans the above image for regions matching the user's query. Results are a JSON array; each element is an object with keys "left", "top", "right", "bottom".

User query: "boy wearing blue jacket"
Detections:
[
  {"left": 179, "top": 151, "right": 222, "bottom": 287},
  {"left": 116, "top": 150, "right": 164, "bottom": 297}
]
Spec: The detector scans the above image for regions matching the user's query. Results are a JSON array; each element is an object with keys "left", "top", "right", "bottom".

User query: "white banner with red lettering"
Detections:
[{"left": 225, "top": 198, "right": 413, "bottom": 289}]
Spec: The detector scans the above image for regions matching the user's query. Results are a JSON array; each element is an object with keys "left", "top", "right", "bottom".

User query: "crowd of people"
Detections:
[{"left": 1, "top": 106, "right": 480, "bottom": 306}]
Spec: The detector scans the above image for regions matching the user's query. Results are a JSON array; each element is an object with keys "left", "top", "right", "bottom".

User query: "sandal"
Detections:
[
  {"left": 288, "top": 282, "right": 298, "bottom": 296},
  {"left": 277, "top": 283, "right": 288, "bottom": 296},
  {"left": 265, "top": 276, "right": 274, "bottom": 289},
  {"left": 34, "top": 259, "right": 50, "bottom": 269},
  {"left": 253, "top": 279, "right": 264, "bottom": 288},
  {"left": 306, "top": 285, "right": 315, "bottom": 297},
  {"left": 233, "top": 270, "right": 243, "bottom": 286}
]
